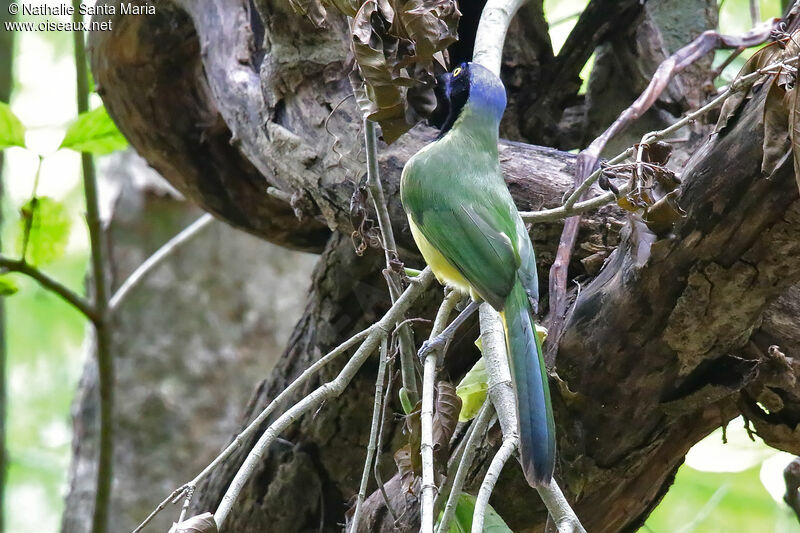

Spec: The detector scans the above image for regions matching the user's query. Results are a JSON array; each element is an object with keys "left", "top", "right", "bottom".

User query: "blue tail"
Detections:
[{"left": 502, "top": 281, "right": 555, "bottom": 487}]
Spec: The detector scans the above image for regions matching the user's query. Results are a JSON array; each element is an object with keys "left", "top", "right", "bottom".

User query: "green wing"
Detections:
[
  {"left": 409, "top": 200, "right": 519, "bottom": 310},
  {"left": 514, "top": 214, "right": 540, "bottom": 309}
]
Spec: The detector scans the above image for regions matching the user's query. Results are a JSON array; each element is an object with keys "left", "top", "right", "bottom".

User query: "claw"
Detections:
[{"left": 418, "top": 336, "right": 447, "bottom": 363}]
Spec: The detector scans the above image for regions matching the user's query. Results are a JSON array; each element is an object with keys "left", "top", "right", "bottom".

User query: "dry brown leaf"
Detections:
[
  {"left": 715, "top": 42, "right": 781, "bottom": 134},
  {"left": 322, "top": 0, "right": 361, "bottom": 17},
  {"left": 642, "top": 190, "right": 686, "bottom": 235},
  {"left": 345, "top": 0, "right": 459, "bottom": 142},
  {"left": 393, "top": 445, "right": 417, "bottom": 494},
  {"left": 431, "top": 380, "right": 461, "bottom": 467},
  {"left": 393, "top": 0, "right": 460, "bottom": 59}
]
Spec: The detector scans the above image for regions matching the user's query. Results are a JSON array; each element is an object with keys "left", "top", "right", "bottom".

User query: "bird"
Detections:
[{"left": 400, "top": 61, "right": 555, "bottom": 487}]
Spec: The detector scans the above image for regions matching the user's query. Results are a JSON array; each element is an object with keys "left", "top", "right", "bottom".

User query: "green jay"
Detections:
[{"left": 400, "top": 62, "right": 555, "bottom": 486}]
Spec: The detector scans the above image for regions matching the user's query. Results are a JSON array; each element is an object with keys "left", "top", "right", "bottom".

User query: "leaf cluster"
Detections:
[{"left": 289, "top": 0, "right": 460, "bottom": 142}]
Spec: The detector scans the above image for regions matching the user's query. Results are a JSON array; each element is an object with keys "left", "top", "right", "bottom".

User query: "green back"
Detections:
[{"left": 400, "top": 104, "right": 539, "bottom": 309}]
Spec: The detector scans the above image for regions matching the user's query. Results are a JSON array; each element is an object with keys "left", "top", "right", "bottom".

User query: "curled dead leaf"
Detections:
[
  {"left": 346, "top": 0, "right": 459, "bottom": 142},
  {"left": 168, "top": 513, "right": 218, "bottom": 533},
  {"left": 642, "top": 190, "right": 686, "bottom": 235},
  {"left": 714, "top": 41, "right": 782, "bottom": 135},
  {"left": 432, "top": 380, "right": 461, "bottom": 466}
]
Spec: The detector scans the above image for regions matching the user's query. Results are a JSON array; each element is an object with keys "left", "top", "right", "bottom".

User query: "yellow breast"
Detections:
[{"left": 408, "top": 216, "right": 474, "bottom": 296}]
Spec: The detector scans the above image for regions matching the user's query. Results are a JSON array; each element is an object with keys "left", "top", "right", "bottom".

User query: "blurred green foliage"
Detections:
[
  {"left": 645, "top": 464, "right": 797, "bottom": 533},
  {"left": 16, "top": 196, "right": 72, "bottom": 266},
  {"left": 60, "top": 105, "right": 128, "bottom": 155},
  {"left": 0, "top": 102, "right": 25, "bottom": 149}
]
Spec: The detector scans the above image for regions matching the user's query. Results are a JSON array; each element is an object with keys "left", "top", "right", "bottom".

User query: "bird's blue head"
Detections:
[{"left": 433, "top": 62, "right": 507, "bottom": 137}]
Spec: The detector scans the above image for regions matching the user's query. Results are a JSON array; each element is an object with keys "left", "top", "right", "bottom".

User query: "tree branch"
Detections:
[
  {"left": 472, "top": 436, "right": 517, "bottom": 533},
  {"left": 436, "top": 400, "right": 494, "bottom": 533},
  {"left": 547, "top": 19, "right": 780, "bottom": 344},
  {"left": 131, "top": 320, "right": 379, "bottom": 532},
  {"left": 109, "top": 213, "right": 214, "bottom": 312},
  {"left": 349, "top": 336, "right": 390, "bottom": 532},
  {"left": 478, "top": 305, "right": 586, "bottom": 533},
  {"left": 214, "top": 268, "right": 436, "bottom": 529},
  {"left": 420, "top": 289, "right": 462, "bottom": 533},
  {"left": 0, "top": 256, "right": 97, "bottom": 321},
  {"left": 472, "top": 0, "right": 528, "bottom": 76}
]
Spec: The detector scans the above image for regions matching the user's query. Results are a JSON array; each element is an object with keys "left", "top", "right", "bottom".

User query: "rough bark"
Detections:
[{"left": 75, "top": 0, "right": 800, "bottom": 532}]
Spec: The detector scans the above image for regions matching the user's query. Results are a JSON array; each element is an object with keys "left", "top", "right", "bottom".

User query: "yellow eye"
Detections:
[{"left": 452, "top": 67, "right": 462, "bottom": 77}]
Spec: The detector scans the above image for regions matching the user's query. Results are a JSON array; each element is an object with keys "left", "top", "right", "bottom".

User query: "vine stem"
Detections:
[{"left": 472, "top": 436, "right": 517, "bottom": 533}]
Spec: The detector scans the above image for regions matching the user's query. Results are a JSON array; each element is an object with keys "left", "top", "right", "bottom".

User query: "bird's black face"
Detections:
[{"left": 430, "top": 63, "right": 470, "bottom": 137}]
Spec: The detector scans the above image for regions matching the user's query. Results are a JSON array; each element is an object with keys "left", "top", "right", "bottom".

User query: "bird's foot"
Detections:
[
  {"left": 418, "top": 335, "right": 448, "bottom": 363},
  {"left": 417, "top": 301, "right": 480, "bottom": 364}
]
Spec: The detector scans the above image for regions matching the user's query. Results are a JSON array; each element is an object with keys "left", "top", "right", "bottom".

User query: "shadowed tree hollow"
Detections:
[{"left": 60, "top": 0, "right": 800, "bottom": 531}]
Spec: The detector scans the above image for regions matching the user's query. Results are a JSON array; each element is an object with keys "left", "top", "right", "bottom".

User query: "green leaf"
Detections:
[
  {"left": 60, "top": 105, "right": 128, "bottom": 155},
  {"left": 0, "top": 275, "right": 19, "bottom": 296},
  {"left": 16, "top": 197, "right": 72, "bottom": 266},
  {"left": 456, "top": 359, "right": 488, "bottom": 422},
  {"left": 436, "top": 493, "right": 513, "bottom": 533},
  {"left": 0, "top": 101, "right": 26, "bottom": 149},
  {"left": 399, "top": 387, "right": 414, "bottom": 415}
]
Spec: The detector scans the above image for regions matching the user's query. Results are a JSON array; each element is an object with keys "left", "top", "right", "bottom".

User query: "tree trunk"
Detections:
[{"left": 66, "top": 0, "right": 800, "bottom": 531}]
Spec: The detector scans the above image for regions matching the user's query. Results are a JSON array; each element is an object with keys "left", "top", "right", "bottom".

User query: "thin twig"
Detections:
[
  {"left": 536, "top": 479, "right": 587, "bottom": 533},
  {"left": 19, "top": 156, "right": 43, "bottom": 262},
  {"left": 420, "top": 289, "right": 462, "bottom": 533},
  {"left": 214, "top": 268, "right": 435, "bottom": 529},
  {"left": 472, "top": 436, "right": 517, "bottom": 533},
  {"left": 109, "top": 213, "right": 214, "bottom": 311},
  {"left": 364, "top": 119, "right": 397, "bottom": 261},
  {"left": 434, "top": 413, "right": 475, "bottom": 514},
  {"left": 519, "top": 54, "right": 800, "bottom": 223},
  {"left": 363, "top": 118, "right": 420, "bottom": 406},
  {"left": 374, "top": 363, "right": 399, "bottom": 522},
  {"left": 0, "top": 255, "right": 97, "bottom": 321},
  {"left": 130, "top": 322, "right": 378, "bottom": 532},
  {"left": 436, "top": 400, "right": 494, "bottom": 533},
  {"left": 349, "top": 336, "right": 390, "bottom": 532},
  {"left": 131, "top": 486, "right": 188, "bottom": 533}
]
